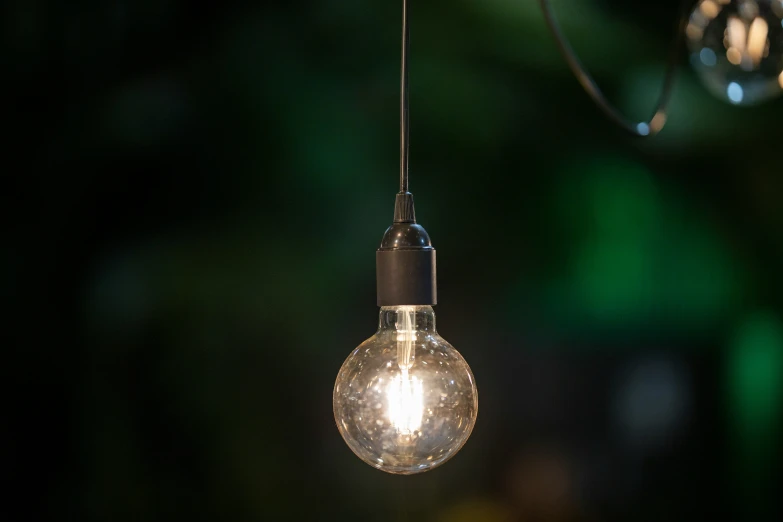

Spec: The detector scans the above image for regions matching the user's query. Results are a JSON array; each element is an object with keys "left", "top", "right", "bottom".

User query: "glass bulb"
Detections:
[
  {"left": 687, "top": 0, "right": 783, "bottom": 105},
  {"left": 333, "top": 306, "right": 478, "bottom": 474}
]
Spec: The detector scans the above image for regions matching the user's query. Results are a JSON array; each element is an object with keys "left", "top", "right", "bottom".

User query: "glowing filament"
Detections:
[
  {"left": 389, "top": 306, "right": 423, "bottom": 434},
  {"left": 387, "top": 372, "right": 424, "bottom": 434}
]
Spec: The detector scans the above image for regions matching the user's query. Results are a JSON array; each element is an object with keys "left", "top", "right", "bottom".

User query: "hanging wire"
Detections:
[
  {"left": 538, "top": 0, "right": 692, "bottom": 137},
  {"left": 400, "top": 0, "right": 411, "bottom": 192}
]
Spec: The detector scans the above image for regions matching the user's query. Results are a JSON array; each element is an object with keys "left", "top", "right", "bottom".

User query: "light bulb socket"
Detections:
[{"left": 376, "top": 192, "right": 437, "bottom": 307}]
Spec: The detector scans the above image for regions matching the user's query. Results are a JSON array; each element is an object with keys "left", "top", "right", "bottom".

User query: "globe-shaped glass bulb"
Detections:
[
  {"left": 333, "top": 306, "right": 478, "bottom": 474},
  {"left": 687, "top": 0, "right": 783, "bottom": 105}
]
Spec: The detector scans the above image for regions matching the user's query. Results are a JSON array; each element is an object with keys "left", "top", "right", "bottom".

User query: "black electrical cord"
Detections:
[
  {"left": 538, "top": 0, "right": 692, "bottom": 137},
  {"left": 400, "top": 0, "right": 410, "bottom": 193},
  {"left": 378, "top": 0, "right": 437, "bottom": 308}
]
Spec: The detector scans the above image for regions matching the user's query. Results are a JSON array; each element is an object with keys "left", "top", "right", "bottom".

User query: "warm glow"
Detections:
[
  {"left": 725, "top": 15, "right": 769, "bottom": 68},
  {"left": 387, "top": 371, "right": 424, "bottom": 434},
  {"left": 727, "top": 16, "right": 746, "bottom": 51},
  {"left": 778, "top": 71, "right": 783, "bottom": 89},
  {"left": 650, "top": 113, "right": 668, "bottom": 134},
  {"left": 389, "top": 306, "right": 422, "bottom": 434},
  {"left": 727, "top": 47, "right": 742, "bottom": 64},
  {"left": 700, "top": 0, "right": 720, "bottom": 19},
  {"left": 747, "top": 17, "right": 769, "bottom": 63}
]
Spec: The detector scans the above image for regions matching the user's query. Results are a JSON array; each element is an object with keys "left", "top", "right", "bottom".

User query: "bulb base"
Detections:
[
  {"left": 376, "top": 249, "right": 436, "bottom": 306},
  {"left": 376, "top": 193, "right": 437, "bottom": 307}
]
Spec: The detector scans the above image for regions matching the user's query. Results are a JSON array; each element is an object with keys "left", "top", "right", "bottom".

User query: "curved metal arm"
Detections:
[{"left": 538, "top": 0, "right": 691, "bottom": 137}]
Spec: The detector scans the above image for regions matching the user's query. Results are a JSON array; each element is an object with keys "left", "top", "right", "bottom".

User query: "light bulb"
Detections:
[
  {"left": 333, "top": 305, "right": 478, "bottom": 474},
  {"left": 687, "top": 0, "right": 783, "bottom": 105}
]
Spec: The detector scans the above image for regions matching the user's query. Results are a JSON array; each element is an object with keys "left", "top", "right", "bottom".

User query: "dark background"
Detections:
[{"left": 6, "top": 0, "right": 782, "bottom": 521}]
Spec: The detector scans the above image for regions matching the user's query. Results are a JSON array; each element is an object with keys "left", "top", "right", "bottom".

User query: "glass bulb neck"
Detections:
[{"left": 379, "top": 306, "right": 436, "bottom": 332}]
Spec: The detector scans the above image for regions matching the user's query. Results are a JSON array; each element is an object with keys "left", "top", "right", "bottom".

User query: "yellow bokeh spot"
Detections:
[{"left": 726, "top": 47, "right": 742, "bottom": 65}]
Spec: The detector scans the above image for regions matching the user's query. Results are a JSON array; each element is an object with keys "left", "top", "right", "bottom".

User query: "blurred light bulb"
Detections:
[
  {"left": 333, "top": 305, "right": 478, "bottom": 474},
  {"left": 687, "top": 0, "right": 783, "bottom": 105}
]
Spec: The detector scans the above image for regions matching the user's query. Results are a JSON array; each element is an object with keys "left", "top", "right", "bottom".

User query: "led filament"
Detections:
[
  {"left": 387, "top": 308, "right": 424, "bottom": 435},
  {"left": 388, "top": 373, "right": 424, "bottom": 434}
]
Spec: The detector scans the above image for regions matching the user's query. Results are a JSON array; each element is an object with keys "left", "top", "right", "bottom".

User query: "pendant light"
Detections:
[{"left": 332, "top": 0, "right": 479, "bottom": 475}]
